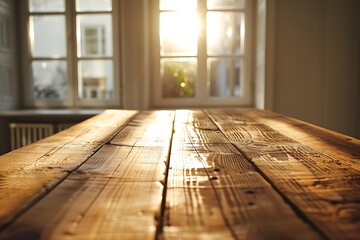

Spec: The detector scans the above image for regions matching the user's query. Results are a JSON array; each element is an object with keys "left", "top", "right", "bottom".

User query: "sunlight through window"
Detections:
[
  {"left": 159, "top": 2, "right": 199, "bottom": 56},
  {"left": 155, "top": 0, "right": 250, "bottom": 106}
]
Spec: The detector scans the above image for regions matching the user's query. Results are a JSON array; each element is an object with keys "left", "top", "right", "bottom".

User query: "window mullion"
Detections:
[
  {"left": 22, "top": 0, "right": 33, "bottom": 107},
  {"left": 66, "top": 0, "right": 77, "bottom": 107},
  {"left": 112, "top": 0, "right": 121, "bottom": 107},
  {"left": 197, "top": 0, "right": 207, "bottom": 102}
]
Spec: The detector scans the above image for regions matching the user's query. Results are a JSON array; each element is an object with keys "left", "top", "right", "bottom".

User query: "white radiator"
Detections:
[{"left": 10, "top": 123, "right": 54, "bottom": 150}]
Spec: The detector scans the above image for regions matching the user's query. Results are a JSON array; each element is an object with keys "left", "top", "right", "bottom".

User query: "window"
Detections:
[
  {"left": 22, "top": 0, "right": 119, "bottom": 107},
  {"left": 152, "top": 0, "right": 252, "bottom": 107}
]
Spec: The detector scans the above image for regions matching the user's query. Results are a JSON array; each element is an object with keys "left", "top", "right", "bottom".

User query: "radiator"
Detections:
[{"left": 10, "top": 123, "right": 54, "bottom": 150}]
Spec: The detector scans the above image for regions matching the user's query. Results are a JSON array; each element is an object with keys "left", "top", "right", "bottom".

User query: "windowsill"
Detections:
[
  {"left": 0, "top": 109, "right": 105, "bottom": 123},
  {"left": 0, "top": 109, "right": 104, "bottom": 117}
]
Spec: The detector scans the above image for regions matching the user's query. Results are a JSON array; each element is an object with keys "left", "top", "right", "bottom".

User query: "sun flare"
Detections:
[{"left": 160, "top": 11, "right": 199, "bottom": 55}]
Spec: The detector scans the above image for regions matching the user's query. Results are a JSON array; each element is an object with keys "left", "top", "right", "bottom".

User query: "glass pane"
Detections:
[
  {"left": 78, "top": 60, "right": 114, "bottom": 100},
  {"left": 30, "top": 15, "right": 66, "bottom": 57},
  {"left": 32, "top": 60, "right": 67, "bottom": 100},
  {"left": 207, "top": 12, "right": 244, "bottom": 55},
  {"left": 29, "top": 0, "right": 65, "bottom": 12},
  {"left": 161, "top": 58, "right": 196, "bottom": 98},
  {"left": 160, "top": 12, "right": 198, "bottom": 56},
  {"left": 160, "top": 0, "right": 197, "bottom": 10},
  {"left": 208, "top": 59, "right": 242, "bottom": 97},
  {"left": 77, "top": 14, "right": 112, "bottom": 57},
  {"left": 76, "top": 0, "right": 112, "bottom": 12},
  {"left": 207, "top": 0, "right": 245, "bottom": 10}
]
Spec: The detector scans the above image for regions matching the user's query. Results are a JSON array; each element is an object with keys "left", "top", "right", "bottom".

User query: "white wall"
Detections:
[
  {"left": 121, "top": 0, "right": 149, "bottom": 110},
  {"left": 269, "top": 0, "right": 360, "bottom": 138}
]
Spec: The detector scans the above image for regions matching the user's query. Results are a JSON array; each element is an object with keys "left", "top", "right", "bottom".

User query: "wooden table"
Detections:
[{"left": 0, "top": 109, "right": 359, "bottom": 240}]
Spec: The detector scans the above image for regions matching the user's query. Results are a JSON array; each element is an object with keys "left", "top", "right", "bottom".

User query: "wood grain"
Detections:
[
  {"left": 0, "top": 110, "right": 137, "bottom": 229},
  {"left": 1, "top": 108, "right": 357, "bottom": 239},
  {"left": 206, "top": 108, "right": 360, "bottom": 240},
  {"left": 163, "top": 110, "right": 322, "bottom": 239},
  {"left": 1, "top": 110, "right": 174, "bottom": 240}
]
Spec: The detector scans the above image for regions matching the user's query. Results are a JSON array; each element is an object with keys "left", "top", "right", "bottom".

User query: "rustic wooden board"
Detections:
[
  {"left": 1, "top": 168, "right": 163, "bottom": 239},
  {"left": 1, "top": 110, "right": 174, "bottom": 239},
  {"left": 163, "top": 110, "right": 322, "bottom": 239},
  {"left": 206, "top": 108, "right": 360, "bottom": 240},
  {"left": 0, "top": 110, "right": 138, "bottom": 229}
]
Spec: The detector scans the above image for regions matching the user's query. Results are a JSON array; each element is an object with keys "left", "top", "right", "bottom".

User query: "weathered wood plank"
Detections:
[
  {"left": 1, "top": 169, "right": 163, "bottom": 239},
  {"left": 206, "top": 108, "right": 360, "bottom": 240},
  {"left": 1, "top": 110, "right": 174, "bottom": 239},
  {"left": 0, "top": 110, "right": 138, "bottom": 229},
  {"left": 163, "top": 110, "right": 322, "bottom": 239}
]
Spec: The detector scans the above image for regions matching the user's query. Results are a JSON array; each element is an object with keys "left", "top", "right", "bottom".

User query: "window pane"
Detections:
[
  {"left": 30, "top": 15, "right": 66, "bottom": 57},
  {"left": 208, "top": 59, "right": 242, "bottom": 97},
  {"left": 161, "top": 58, "right": 196, "bottom": 98},
  {"left": 207, "top": 0, "right": 245, "bottom": 10},
  {"left": 77, "top": 14, "right": 112, "bottom": 57},
  {"left": 160, "top": 0, "right": 197, "bottom": 10},
  {"left": 32, "top": 60, "right": 67, "bottom": 100},
  {"left": 207, "top": 12, "right": 244, "bottom": 55},
  {"left": 29, "top": 0, "right": 65, "bottom": 12},
  {"left": 78, "top": 60, "right": 113, "bottom": 100},
  {"left": 160, "top": 12, "right": 198, "bottom": 56},
  {"left": 76, "top": 0, "right": 112, "bottom": 12}
]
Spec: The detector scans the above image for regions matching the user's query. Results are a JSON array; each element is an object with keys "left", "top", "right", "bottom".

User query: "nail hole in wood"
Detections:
[{"left": 245, "top": 190, "right": 255, "bottom": 195}]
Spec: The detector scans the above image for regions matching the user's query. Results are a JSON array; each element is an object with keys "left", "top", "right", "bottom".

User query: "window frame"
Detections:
[
  {"left": 20, "top": 0, "right": 121, "bottom": 108},
  {"left": 150, "top": 0, "right": 254, "bottom": 108}
]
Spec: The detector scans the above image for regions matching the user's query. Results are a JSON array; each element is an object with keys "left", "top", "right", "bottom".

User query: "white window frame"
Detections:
[
  {"left": 150, "top": 0, "right": 254, "bottom": 108},
  {"left": 20, "top": 0, "right": 121, "bottom": 108}
]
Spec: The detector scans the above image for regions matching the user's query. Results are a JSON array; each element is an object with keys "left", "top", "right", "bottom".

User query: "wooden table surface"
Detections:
[{"left": 0, "top": 109, "right": 359, "bottom": 240}]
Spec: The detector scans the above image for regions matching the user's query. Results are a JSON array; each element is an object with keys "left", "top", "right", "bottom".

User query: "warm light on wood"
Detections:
[{"left": 0, "top": 109, "right": 359, "bottom": 239}]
